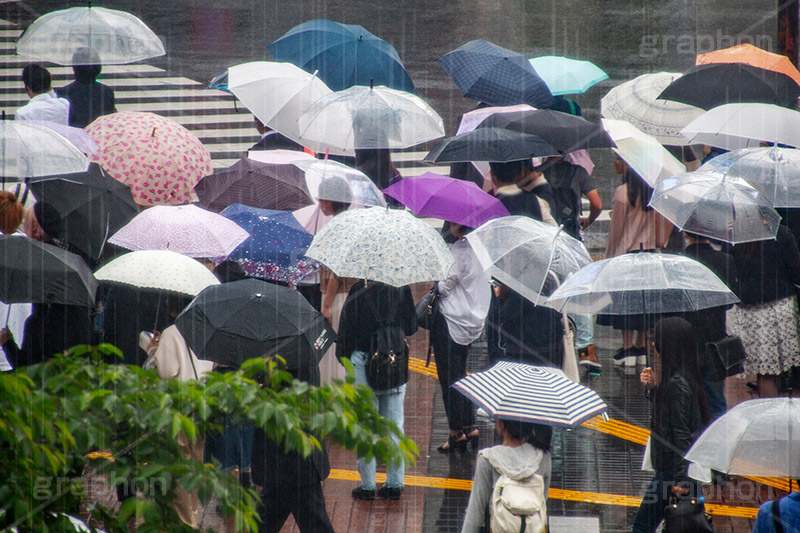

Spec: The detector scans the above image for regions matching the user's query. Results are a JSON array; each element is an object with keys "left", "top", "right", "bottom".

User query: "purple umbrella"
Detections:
[{"left": 383, "top": 172, "right": 509, "bottom": 228}]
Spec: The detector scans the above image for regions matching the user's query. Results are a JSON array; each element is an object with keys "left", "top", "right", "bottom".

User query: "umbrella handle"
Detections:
[{"left": 4, "top": 305, "right": 10, "bottom": 328}]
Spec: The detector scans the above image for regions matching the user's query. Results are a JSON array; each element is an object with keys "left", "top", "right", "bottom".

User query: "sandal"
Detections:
[
  {"left": 463, "top": 426, "right": 479, "bottom": 449},
  {"left": 437, "top": 431, "right": 467, "bottom": 453}
]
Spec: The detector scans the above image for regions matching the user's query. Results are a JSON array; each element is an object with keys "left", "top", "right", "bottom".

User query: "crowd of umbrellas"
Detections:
[{"left": 4, "top": 3, "right": 800, "bottom": 503}]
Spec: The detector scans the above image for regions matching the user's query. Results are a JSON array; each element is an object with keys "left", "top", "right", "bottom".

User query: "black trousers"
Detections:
[
  {"left": 258, "top": 481, "right": 333, "bottom": 533},
  {"left": 431, "top": 313, "right": 475, "bottom": 431}
]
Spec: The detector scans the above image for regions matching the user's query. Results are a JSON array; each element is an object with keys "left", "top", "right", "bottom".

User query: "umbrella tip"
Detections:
[
  {"left": 151, "top": 127, "right": 156, "bottom": 138},
  {"left": 370, "top": 78, "right": 374, "bottom": 90}
]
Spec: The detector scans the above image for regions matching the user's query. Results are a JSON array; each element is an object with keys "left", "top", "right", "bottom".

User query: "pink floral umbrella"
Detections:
[{"left": 86, "top": 112, "right": 213, "bottom": 206}]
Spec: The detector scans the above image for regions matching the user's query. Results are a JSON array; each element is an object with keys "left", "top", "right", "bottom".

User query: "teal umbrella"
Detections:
[{"left": 529, "top": 56, "right": 608, "bottom": 96}]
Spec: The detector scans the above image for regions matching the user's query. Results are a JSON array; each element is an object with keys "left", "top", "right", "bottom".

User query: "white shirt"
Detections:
[
  {"left": 16, "top": 90, "right": 70, "bottom": 125},
  {"left": 437, "top": 238, "right": 491, "bottom": 345}
]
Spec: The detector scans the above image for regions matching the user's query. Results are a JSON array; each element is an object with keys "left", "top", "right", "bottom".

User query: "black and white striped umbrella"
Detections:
[{"left": 453, "top": 362, "right": 608, "bottom": 428}]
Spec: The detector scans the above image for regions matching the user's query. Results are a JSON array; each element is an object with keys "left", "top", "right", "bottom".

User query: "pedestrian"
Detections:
[
  {"left": 0, "top": 191, "right": 25, "bottom": 235},
  {"left": 635, "top": 317, "right": 710, "bottom": 533},
  {"left": 516, "top": 160, "right": 557, "bottom": 225},
  {"left": 355, "top": 148, "right": 404, "bottom": 208},
  {"left": 248, "top": 117, "right": 306, "bottom": 152},
  {"left": 55, "top": 48, "right": 116, "bottom": 128},
  {"left": 16, "top": 64, "right": 70, "bottom": 124},
  {"left": 753, "top": 490, "right": 800, "bottom": 532},
  {"left": 431, "top": 222, "right": 491, "bottom": 452},
  {"left": 488, "top": 159, "right": 544, "bottom": 221},
  {"left": 337, "top": 279, "right": 417, "bottom": 500}
]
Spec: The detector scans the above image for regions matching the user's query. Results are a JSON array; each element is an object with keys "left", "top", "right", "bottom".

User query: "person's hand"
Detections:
[
  {"left": 671, "top": 484, "right": 689, "bottom": 497},
  {"left": 640, "top": 367, "right": 655, "bottom": 387},
  {"left": 580, "top": 217, "right": 591, "bottom": 230},
  {"left": 146, "top": 330, "right": 161, "bottom": 353},
  {"left": 322, "top": 303, "right": 332, "bottom": 323},
  {"left": 0, "top": 327, "right": 12, "bottom": 346}
]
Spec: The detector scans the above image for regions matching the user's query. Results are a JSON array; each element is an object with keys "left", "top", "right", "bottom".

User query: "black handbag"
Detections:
[
  {"left": 415, "top": 286, "right": 440, "bottom": 330},
  {"left": 663, "top": 495, "right": 714, "bottom": 533},
  {"left": 366, "top": 326, "right": 409, "bottom": 390},
  {"left": 705, "top": 335, "right": 747, "bottom": 381}
]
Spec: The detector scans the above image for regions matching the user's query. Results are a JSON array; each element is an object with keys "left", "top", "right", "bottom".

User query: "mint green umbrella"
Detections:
[{"left": 529, "top": 56, "right": 608, "bottom": 95}]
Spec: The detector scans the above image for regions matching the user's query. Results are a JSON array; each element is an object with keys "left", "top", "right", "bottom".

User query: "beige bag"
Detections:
[{"left": 561, "top": 312, "right": 579, "bottom": 383}]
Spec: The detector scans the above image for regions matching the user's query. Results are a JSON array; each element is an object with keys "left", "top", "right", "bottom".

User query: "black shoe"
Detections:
[
  {"left": 437, "top": 431, "right": 467, "bottom": 453},
  {"left": 612, "top": 347, "right": 637, "bottom": 367},
  {"left": 352, "top": 487, "right": 376, "bottom": 500},
  {"left": 239, "top": 470, "right": 252, "bottom": 489},
  {"left": 377, "top": 486, "right": 402, "bottom": 500}
]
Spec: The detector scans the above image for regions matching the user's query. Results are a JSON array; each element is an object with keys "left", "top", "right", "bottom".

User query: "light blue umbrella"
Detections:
[{"left": 529, "top": 56, "right": 608, "bottom": 95}]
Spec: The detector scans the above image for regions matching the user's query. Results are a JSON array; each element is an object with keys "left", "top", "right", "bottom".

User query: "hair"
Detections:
[
  {"left": 73, "top": 64, "right": 102, "bottom": 83},
  {"left": 32, "top": 201, "right": 62, "bottom": 240},
  {"left": 489, "top": 160, "right": 528, "bottom": 184},
  {"left": 165, "top": 293, "right": 192, "bottom": 318},
  {"left": 0, "top": 191, "right": 25, "bottom": 234},
  {"left": 355, "top": 149, "right": 396, "bottom": 189},
  {"left": 500, "top": 419, "right": 551, "bottom": 452},
  {"left": 214, "top": 260, "right": 246, "bottom": 283},
  {"left": 623, "top": 168, "right": 654, "bottom": 211},
  {"left": 22, "top": 64, "right": 51, "bottom": 94}
]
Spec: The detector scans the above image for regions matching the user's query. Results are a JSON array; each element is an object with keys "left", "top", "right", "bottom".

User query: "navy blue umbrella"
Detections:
[
  {"left": 267, "top": 19, "right": 415, "bottom": 93},
  {"left": 437, "top": 39, "right": 554, "bottom": 108}
]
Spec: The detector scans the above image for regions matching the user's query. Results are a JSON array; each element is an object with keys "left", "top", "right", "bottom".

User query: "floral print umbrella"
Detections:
[{"left": 86, "top": 111, "right": 213, "bottom": 206}]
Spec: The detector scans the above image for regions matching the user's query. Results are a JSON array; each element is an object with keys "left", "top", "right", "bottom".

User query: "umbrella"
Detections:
[
  {"left": 602, "top": 118, "right": 686, "bottom": 187},
  {"left": 247, "top": 149, "right": 315, "bottom": 166},
  {"left": 529, "top": 56, "right": 608, "bottom": 95},
  {"left": 453, "top": 361, "right": 608, "bottom": 427},
  {"left": 296, "top": 85, "right": 445, "bottom": 155},
  {"left": 267, "top": 19, "right": 415, "bottom": 93},
  {"left": 94, "top": 250, "right": 220, "bottom": 296},
  {"left": 658, "top": 63, "right": 800, "bottom": 110},
  {"left": 684, "top": 398, "right": 800, "bottom": 479},
  {"left": 175, "top": 278, "right": 335, "bottom": 369},
  {"left": 437, "top": 39, "right": 555, "bottom": 108},
  {"left": 383, "top": 172, "right": 509, "bottom": 228},
  {"left": 422, "top": 127, "right": 559, "bottom": 163},
  {"left": 680, "top": 103, "right": 800, "bottom": 150},
  {"left": 25, "top": 120, "right": 99, "bottom": 155},
  {"left": 207, "top": 71, "right": 230, "bottom": 93},
  {"left": 600, "top": 72, "right": 704, "bottom": 146},
  {"left": 226, "top": 61, "right": 332, "bottom": 142},
  {"left": 305, "top": 206, "right": 454, "bottom": 287},
  {"left": 700, "top": 146, "right": 800, "bottom": 208},
  {"left": 194, "top": 157, "right": 313, "bottom": 213},
  {"left": 219, "top": 204, "right": 320, "bottom": 285},
  {"left": 292, "top": 204, "right": 334, "bottom": 235},
  {"left": 86, "top": 112, "right": 213, "bottom": 206},
  {"left": 108, "top": 204, "right": 250, "bottom": 258},
  {"left": 0, "top": 235, "right": 98, "bottom": 307},
  {"left": 15, "top": 6, "right": 165, "bottom": 65},
  {"left": 0, "top": 121, "right": 89, "bottom": 181},
  {"left": 293, "top": 159, "right": 386, "bottom": 207},
  {"left": 477, "top": 108, "right": 614, "bottom": 153},
  {"left": 649, "top": 170, "right": 781, "bottom": 244},
  {"left": 696, "top": 43, "right": 800, "bottom": 86},
  {"left": 544, "top": 252, "right": 740, "bottom": 315},
  {"left": 466, "top": 216, "right": 592, "bottom": 305},
  {"left": 26, "top": 163, "right": 140, "bottom": 260}
]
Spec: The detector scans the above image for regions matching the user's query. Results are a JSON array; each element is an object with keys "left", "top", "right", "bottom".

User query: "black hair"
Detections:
[
  {"left": 489, "top": 160, "right": 528, "bottom": 184},
  {"left": 73, "top": 64, "right": 101, "bottom": 83},
  {"left": 355, "top": 149, "right": 396, "bottom": 189},
  {"left": 500, "top": 419, "right": 551, "bottom": 453},
  {"left": 165, "top": 293, "right": 192, "bottom": 318},
  {"left": 214, "top": 260, "right": 246, "bottom": 283},
  {"left": 623, "top": 168, "right": 654, "bottom": 211},
  {"left": 22, "top": 64, "right": 51, "bottom": 94}
]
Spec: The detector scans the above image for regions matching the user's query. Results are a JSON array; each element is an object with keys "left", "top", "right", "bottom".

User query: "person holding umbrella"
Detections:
[{"left": 55, "top": 48, "right": 116, "bottom": 128}]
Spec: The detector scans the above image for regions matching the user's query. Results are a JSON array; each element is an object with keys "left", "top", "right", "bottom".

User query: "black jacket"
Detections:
[
  {"left": 733, "top": 225, "right": 800, "bottom": 305},
  {"left": 494, "top": 187, "right": 543, "bottom": 221},
  {"left": 56, "top": 81, "right": 116, "bottom": 128},
  {"left": 495, "top": 288, "right": 563, "bottom": 368}
]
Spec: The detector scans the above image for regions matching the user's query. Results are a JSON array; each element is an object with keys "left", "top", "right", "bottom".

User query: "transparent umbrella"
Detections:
[
  {"left": 602, "top": 118, "right": 685, "bottom": 187},
  {"left": 649, "top": 170, "right": 781, "bottom": 244},
  {"left": 0, "top": 121, "right": 88, "bottom": 181},
  {"left": 292, "top": 159, "right": 386, "bottom": 207}
]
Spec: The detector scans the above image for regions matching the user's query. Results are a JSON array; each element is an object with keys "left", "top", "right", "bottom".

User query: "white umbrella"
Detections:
[
  {"left": 681, "top": 103, "right": 800, "bottom": 150},
  {"left": 602, "top": 118, "right": 686, "bottom": 187},
  {"left": 0, "top": 121, "right": 89, "bottom": 181},
  {"left": 25, "top": 120, "right": 99, "bottom": 155},
  {"left": 292, "top": 159, "right": 386, "bottom": 207},
  {"left": 305, "top": 206, "right": 453, "bottom": 287},
  {"left": 297, "top": 85, "right": 445, "bottom": 156},
  {"left": 600, "top": 72, "right": 704, "bottom": 146},
  {"left": 16, "top": 6, "right": 165, "bottom": 65},
  {"left": 94, "top": 250, "right": 220, "bottom": 296},
  {"left": 227, "top": 61, "right": 332, "bottom": 142}
]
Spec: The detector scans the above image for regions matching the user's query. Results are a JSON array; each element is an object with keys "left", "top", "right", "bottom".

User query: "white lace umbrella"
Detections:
[
  {"left": 94, "top": 250, "right": 220, "bottom": 296},
  {"left": 0, "top": 121, "right": 88, "bottom": 181}
]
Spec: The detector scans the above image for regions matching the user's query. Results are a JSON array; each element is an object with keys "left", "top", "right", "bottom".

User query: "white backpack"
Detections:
[{"left": 489, "top": 470, "right": 547, "bottom": 533}]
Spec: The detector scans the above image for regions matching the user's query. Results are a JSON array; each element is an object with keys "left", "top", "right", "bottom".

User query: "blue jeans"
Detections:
[
  {"left": 571, "top": 313, "right": 594, "bottom": 349},
  {"left": 204, "top": 416, "right": 254, "bottom": 472},
  {"left": 702, "top": 374, "right": 727, "bottom": 421},
  {"left": 351, "top": 350, "right": 406, "bottom": 490}
]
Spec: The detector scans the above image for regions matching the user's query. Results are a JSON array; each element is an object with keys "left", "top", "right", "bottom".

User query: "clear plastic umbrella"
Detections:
[
  {"left": 16, "top": 6, "right": 165, "bottom": 65},
  {"left": 650, "top": 170, "right": 781, "bottom": 244},
  {"left": 544, "top": 252, "right": 739, "bottom": 315},
  {"left": 602, "top": 118, "right": 686, "bottom": 187},
  {"left": 0, "top": 121, "right": 89, "bottom": 181},
  {"left": 466, "top": 216, "right": 592, "bottom": 305},
  {"left": 292, "top": 159, "right": 386, "bottom": 207},
  {"left": 680, "top": 103, "right": 800, "bottom": 150}
]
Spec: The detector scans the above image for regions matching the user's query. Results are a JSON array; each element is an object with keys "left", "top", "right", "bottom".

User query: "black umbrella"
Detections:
[
  {"left": 476, "top": 109, "right": 615, "bottom": 153},
  {"left": 174, "top": 278, "right": 335, "bottom": 369},
  {"left": 194, "top": 157, "right": 313, "bottom": 213},
  {"left": 658, "top": 63, "right": 800, "bottom": 110},
  {"left": 423, "top": 127, "right": 559, "bottom": 163},
  {"left": 0, "top": 235, "right": 98, "bottom": 307},
  {"left": 26, "top": 163, "right": 139, "bottom": 260}
]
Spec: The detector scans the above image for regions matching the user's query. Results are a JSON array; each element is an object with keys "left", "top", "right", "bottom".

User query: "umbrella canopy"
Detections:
[
  {"left": 453, "top": 361, "right": 608, "bottom": 427},
  {"left": 477, "top": 108, "right": 614, "bottom": 153},
  {"left": 600, "top": 72, "right": 704, "bottom": 146},
  {"left": 658, "top": 63, "right": 800, "bottom": 110},
  {"left": 466, "top": 216, "right": 592, "bottom": 305},
  {"left": 305, "top": 206, "right": 454, "bottom": 287},
  {"left": 0, "top": 121, "right": 89, "bottom": 181},
  {"left": 207, "top": 71, "right": 230, "bottom": 93},
  {"left": 226, "top": 61, "right": 332, "bottom": 141},
  {"left": 0, "top": 235, "right": 98, "bottom": 307},
  {"left": 650, "top": 170, "right": 781, "bottom": 244},
  {"left": 109, "top": 204, "right": 249, "bottom": 258},
  {"left": 529, "top": 56, "right": 608, "bottom": 95},
  {"left": 700, "top": 146, "right": 800, "bottom": 208},
  {"left": 292, "top": 204, "right": 334, "bottom": 235},
  {"left": 422, "top": 127, "right": 559, "bottom": 163},
  {"left": 544, "top": 252, "right": 740, "bottom": 315},
  {"left": 175, "top": 278, "right": 335, "bottom": 369},
  {"left": 297, "top": 85, "right": 445, "bottom": 155},
  {"left": 25, "top": 120, "right": 99, "bottom": 155},
  {"left": 437, "top": 39, "right": 555, "bottom": 108},
  {"left": 293, "top": 159, "right": 386, "bottom": 207},
  {"left": 94, "top": 250, "right": 220, "bottom": 296},
  {"left": 267, "top": 19, "right": 415, "bottom": 93},
  {"left": 696, "top": 43, "right": 800, "bottom": 86},
  {"left": 680, "top": 103, "right": 800, "bottom": 150},
  {"left": 195, "top": 157, "right": 313, "bottom": 213},
  {"left": 219, "top": 204, "right": 319, "bottom": 285},
  {"left": 15, "top": 6, "right": 165, "bottom": 65},
  {"left": 602, "top": 118, "right": 686, "bottom": 187},
  {"left": 684, "top": 398, "right": 800, "bottom": 478},
  {"left": 86, "top": 112, "right": 213, "bottom": 206},
  {"left": 26, "top": 163, "right": 140, "bottom": 260},
  {"left": 383, "top": 172, "right": 509, "bottom": 228}
]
